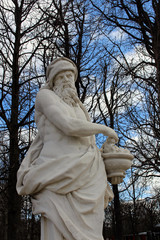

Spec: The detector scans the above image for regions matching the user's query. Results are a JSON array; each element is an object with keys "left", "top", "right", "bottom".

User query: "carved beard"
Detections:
[{"left": 53, "top": 83, "right": 79, "bottom": 107}]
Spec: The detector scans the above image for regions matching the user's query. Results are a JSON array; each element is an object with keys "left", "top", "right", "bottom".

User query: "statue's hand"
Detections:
[{"left": 105, "top": 127, "right": 118, "bottom": 143}]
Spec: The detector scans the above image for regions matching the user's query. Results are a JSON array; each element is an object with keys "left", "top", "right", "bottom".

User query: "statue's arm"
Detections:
[{"left": 36, "top": 90, "right": 118, "bottom": 141}]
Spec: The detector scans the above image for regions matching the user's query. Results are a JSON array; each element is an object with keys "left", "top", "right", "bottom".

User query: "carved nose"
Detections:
[{"left": 63, "top": 75, "right": 68, "bottom": 81}]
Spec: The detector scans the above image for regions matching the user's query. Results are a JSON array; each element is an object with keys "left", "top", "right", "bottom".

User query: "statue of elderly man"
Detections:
[{"left": 17, "top": 57, "right": 118, "bottom": 240}]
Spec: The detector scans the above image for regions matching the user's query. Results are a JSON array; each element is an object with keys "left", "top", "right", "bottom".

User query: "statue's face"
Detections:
[
  {"left": 54, "top": 70, "right": 75, "bottom": 88},
  {"left": 52, "top": 70, "right": 78, "bottom": 106}
]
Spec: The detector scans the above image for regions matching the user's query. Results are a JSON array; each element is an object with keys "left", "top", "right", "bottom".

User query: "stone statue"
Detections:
[{"left": 16, "top": 57, "right": 120, "bottom": 240}]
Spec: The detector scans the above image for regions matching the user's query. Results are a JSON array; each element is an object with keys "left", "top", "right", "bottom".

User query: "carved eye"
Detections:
[
  {"left": 67, "top": 74, "right": 72, "bottom": 78},
  {"left": 58, "top": 75, "right": 63, "bottom": 80}
]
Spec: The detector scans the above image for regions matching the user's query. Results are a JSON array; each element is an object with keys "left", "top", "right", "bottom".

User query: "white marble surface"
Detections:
[
  {"left": 17, "top": 57, "right": 121, "bottom": 240},
  {"left": 102, "top": 137, "right": 134, "bottom": 184}
]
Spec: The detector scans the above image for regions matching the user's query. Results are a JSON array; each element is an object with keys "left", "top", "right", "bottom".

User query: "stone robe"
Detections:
[{"left": 16, "top": 89, "right": 113, "bottom": 240}]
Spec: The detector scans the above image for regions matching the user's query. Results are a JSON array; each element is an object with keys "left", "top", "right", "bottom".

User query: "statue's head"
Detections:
[{"left": 46, "top": 57, "right": 78, "bottom": 89}]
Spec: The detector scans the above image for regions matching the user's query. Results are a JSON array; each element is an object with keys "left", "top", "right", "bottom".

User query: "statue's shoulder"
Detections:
[
  {"left": 36, "top": 88, "right": 59, "bottom": 102},
  {"left": 35, "top": 89, "right": 62, "bottom": 112}
]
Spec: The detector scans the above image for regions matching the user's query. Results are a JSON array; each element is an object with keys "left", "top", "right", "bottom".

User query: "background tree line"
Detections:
[{"left": 0, "top": 0, "right": 159, "bottom": 240}]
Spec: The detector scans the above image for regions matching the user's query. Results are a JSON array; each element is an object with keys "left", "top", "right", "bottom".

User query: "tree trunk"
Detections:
[
  {"left": 7, "top": 4, "right": 22, "bottom": 238},
  {"left": 8, "top": 130, "right": 21, "bottom": 240},
  {"left": 8, "top": 63, "right": 21, "bottom": 240},
  {"left": 112, "top": 184, "right": 123, "bottom": 240}
]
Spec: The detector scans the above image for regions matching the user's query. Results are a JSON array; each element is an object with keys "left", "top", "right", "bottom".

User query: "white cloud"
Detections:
[
  {"left": 109, "top": 28, "right": 127, "bottom": 41},
  {"left": 119, "top": 44, "right": 156, "bottom": 79},
  {"left": 147, "top": 177, "right": 160, "bottom": 195}
]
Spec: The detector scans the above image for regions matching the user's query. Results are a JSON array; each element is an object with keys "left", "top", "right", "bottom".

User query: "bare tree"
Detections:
[
  {"left": 89, "top": 1, "right": 160, "bottom": 238},
  {"left": 90, "top": 0, "right": 160, "bottom": 175},
  {"left": 39, "top": 0, "right": 102, "bottom": 101},
  {"left": 93, "top": 57, "right": 132, "bottom": 240},
  {"left": 0, "top": 0, "right": 49, "bottom": 239}
]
